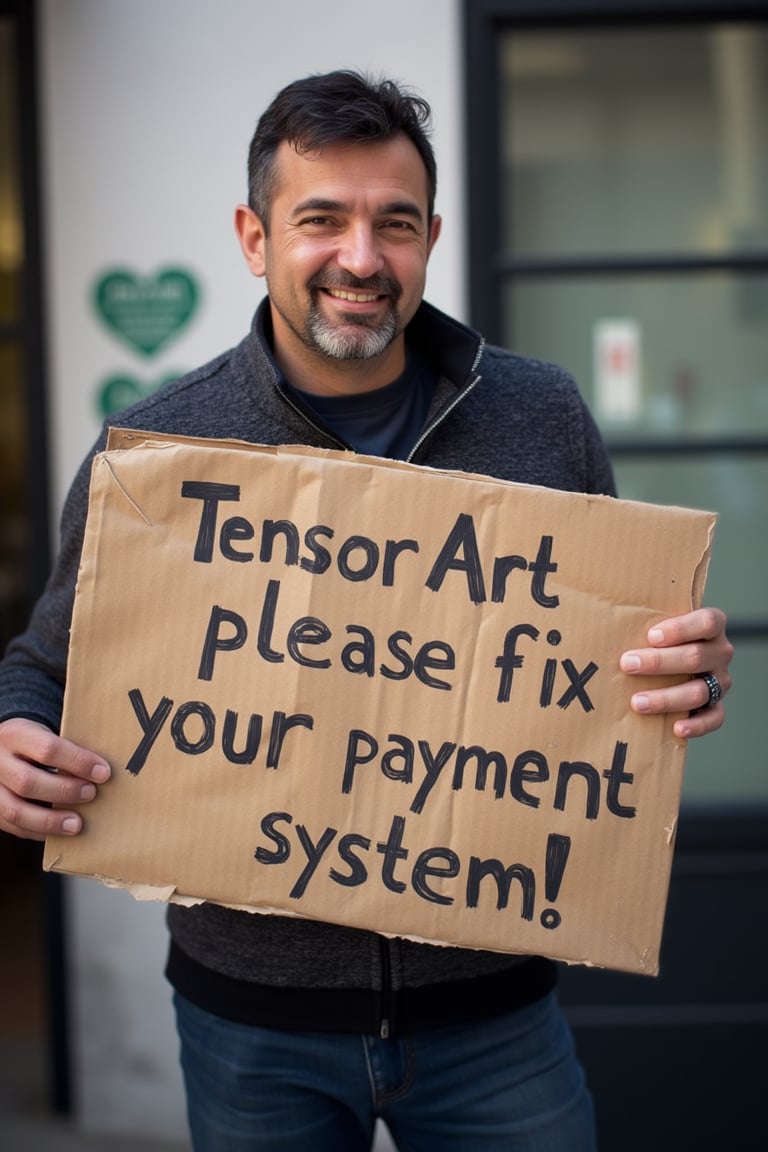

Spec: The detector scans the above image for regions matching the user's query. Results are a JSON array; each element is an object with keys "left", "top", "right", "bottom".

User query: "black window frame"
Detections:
[
  {"left": 1, "top": 0, "right": 69, "bottom": 1115},
  {"left": 464, "top": 16, "right": 768, "bottom": 1149},
  {"left": 463, "top": 0, "right": 768, "bottom": 645}
]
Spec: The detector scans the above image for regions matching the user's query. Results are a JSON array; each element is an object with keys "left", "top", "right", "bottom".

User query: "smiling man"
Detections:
[
  {"left": 236, "top": 135, "right": 441, "bottom": 388},
  {"left": 0, "top": 71, "right": 733, "bottom": 1152}
]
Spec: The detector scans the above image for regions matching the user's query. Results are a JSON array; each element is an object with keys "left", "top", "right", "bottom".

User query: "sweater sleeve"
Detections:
[
  {"left": 571, "top": 382, "right": 617, "bottom": 498},
  {"left": 0, "top": 434, "right": 106, "bottom": 731}
]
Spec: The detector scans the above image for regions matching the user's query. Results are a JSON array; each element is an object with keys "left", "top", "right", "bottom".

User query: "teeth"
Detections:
[{"left": 326, "top": 288, "right": 379, "bottom": 303}]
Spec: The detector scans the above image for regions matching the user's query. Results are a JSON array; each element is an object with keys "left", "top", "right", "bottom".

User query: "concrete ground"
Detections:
[
  {"left": 0, "top": 838, "right": 396, "bottom": 1152},
  {"left": 0, "top": 1035, "right": 188, "bottom": 1152},
  {"left": 0, "top": 837, "right": 189, "bottom": 1152}
]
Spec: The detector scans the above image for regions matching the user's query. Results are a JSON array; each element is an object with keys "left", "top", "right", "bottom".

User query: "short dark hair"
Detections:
[{"left": 247, "top": 70, "right": 437, "bottom": 231}]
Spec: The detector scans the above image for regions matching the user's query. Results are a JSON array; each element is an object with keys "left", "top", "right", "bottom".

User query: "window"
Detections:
[{"left": 465, "top": 4, "right": 768, "bottom": 806}]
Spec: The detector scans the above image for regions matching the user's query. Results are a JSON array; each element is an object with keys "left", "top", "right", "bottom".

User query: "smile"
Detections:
[{"left": 324, "top": 288, "right": 382, "bottom": 303}]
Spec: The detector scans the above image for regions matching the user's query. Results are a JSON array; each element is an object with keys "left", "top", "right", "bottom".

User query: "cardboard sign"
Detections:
[{"left": 44, "top": 431, "right": 717, "bottom": 975}]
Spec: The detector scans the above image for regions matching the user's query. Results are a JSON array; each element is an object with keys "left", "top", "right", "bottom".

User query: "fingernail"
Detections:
[
  {"left": 80, "top": 783, "right": 96, "bottom": 801},
  {"left": 91, "top": 763, "right": 110, "bottom": 783},
  {"left": 62, "top": 816, "right": 81, "bottom": 834},
  {"left": 633, "top": 694, "right": 650, "bottom": 712},
  {"left": 621, "top": 655, "right": 642, "bottom": 672},
  {"left": 648, "top": 628, "right": 665, "bottom": 644}
]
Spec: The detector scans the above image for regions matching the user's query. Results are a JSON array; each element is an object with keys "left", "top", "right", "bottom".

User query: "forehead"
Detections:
[{"left": 271, "top": 135, "right": 431, "bottom": 215}]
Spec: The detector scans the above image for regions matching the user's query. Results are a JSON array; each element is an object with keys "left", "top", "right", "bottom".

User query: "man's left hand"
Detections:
[{"left": 620, "top": 607, "right": 733, "bottom": 738}]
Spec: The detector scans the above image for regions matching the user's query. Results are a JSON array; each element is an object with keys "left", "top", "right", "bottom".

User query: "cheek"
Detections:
[
  {"left": 394, "top": 251, "right": 429, "bottom": 294},
  {"left": 278, "top": 237, "right": 334, "bottom": 271},
  {"left": 265, "top": 250, "right": 310, "bottom": 299}
]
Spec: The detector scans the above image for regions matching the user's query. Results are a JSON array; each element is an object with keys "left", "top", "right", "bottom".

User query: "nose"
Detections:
[{"left": 336, "top": 221, "right": 384, "bottom": 280}]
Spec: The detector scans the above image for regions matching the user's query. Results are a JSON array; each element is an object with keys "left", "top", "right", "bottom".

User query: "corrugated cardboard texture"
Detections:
[{"left": 44, "top": 432, "right": 717, "bottom": 975}]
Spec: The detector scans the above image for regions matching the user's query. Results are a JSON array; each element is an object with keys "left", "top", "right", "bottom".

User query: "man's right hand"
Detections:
[{"left": 0, "top": 718, "right": 111, "bottom": 841}]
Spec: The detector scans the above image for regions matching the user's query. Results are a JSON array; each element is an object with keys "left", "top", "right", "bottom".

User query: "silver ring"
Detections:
[{"left": 700, "top": 672, "right": 722, "bottom": 709}]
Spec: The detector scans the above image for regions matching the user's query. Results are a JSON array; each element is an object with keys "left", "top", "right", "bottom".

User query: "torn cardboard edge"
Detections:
[{"left": 44, "top": 430, "right": 717, "bottom": 976}]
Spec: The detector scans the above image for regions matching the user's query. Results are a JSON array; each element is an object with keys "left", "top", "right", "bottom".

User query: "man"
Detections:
[{"left": 0, "top": 71, "right": 732, "bottom": 1151}]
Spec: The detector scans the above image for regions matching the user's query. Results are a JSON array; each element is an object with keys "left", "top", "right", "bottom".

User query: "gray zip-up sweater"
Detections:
[{"left": 0, "top": 298, "right": 616, "bottom": 1036}]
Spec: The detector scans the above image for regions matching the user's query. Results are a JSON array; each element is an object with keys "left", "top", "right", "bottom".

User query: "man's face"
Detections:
[{"left": 236, "top": 135, "right": 441, "bottom": 392}]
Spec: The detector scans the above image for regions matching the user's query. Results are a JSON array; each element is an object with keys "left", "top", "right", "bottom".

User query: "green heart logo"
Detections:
[
  {"left": 97, "top": 373, "right": 182, "bottom": 416},
  {"left": 94, "top": 268, "right": 199, "bottom": 356}
]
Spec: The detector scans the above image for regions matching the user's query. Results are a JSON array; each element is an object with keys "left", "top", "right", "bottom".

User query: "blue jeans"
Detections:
[{"left": 174, "top": 990, "right": 595, "bottom": 1151}]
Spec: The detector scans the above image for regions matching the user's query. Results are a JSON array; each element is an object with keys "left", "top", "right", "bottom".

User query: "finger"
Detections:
[
  {"left": 0, "top": 720, "right": 110, "bottom": 840},
  {"left": 620, "top": 642, "right": 707, "bottom": 679},
  {"left": 0, "top": 754, "right": 104, "bottom": 840},
  {"left": 673, "top": 701, "right": 725, "bottom": 739},
  {"left": 0, "top": 748, "right": 102, "bottom": 804},
  {"left": 620, "top": 642, "right": 734, "bottom": 683},
  {"left": 629, "top": 672, "right": 725, "bottom": 718},
  {"left": 0, "top": 718, "right": 111, "bottom": 783},
  {"left": 620, "top": 607, "right": 732, "bottom": 676},
  {"left": 644, "top": 606, "right": 727, "bottom": 648},
  {"left": 0, "top": 777, "right": 91, "bottom": 840}
]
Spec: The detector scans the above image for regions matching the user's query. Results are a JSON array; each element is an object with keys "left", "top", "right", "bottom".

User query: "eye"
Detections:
[{"left": 295, "top": 216, "right": 337, "bottom": 231}]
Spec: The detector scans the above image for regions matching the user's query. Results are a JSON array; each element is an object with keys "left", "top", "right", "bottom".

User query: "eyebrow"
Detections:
[{"left": 292, "top": 197, "right": 425, "bottom": 222}]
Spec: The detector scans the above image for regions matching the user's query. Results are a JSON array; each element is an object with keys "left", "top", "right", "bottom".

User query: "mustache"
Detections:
[{"left": 309, "top": 271, "right": 401, "bottom": 298}]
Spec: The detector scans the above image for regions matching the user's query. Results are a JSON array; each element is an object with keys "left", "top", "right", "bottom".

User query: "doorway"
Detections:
[
  {"left": 464, "top": 2, "right": 768, "bottom": 1147},
  {"left": 0, "top": 0, "right": 63, "bottom": 1121}
]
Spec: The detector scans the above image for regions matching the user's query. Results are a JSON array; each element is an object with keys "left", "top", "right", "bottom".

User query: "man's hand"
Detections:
[
  {"left": 620, "top": 607, "right": 733, "bottom": 739},
  {"left": 0, "top": 718, "right": 111, "bottom": 841}
]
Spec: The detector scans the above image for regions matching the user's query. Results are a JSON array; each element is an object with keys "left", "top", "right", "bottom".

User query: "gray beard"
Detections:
[{"left": 304, "top": 301, "right": 400, "bottom": 361}]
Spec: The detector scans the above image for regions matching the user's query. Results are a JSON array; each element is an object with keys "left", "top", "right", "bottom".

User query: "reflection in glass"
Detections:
[
  {"left": 498, "top": 20, "right": 767, "bottom": 810},
  {"left": 502, "top": 275, "right": 768, "bottom": 438},
  {"left": 612, "top": 457, "right": 768, "bottom": 622},
  {"left": 501, "top": 25, "right": 768, "bottom": 258},
  {"left": 682, "top": 640, "right": 766, "bottom": 805}
]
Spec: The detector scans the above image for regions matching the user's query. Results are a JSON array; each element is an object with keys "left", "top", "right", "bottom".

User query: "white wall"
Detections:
[{"left": 38, "top": 0, "right": 464, "bottom": 1140}]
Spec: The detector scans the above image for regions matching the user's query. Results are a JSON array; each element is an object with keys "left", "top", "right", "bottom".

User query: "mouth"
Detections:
[{"left": 323, "top": 287, "right": 384, "bottom": 304}]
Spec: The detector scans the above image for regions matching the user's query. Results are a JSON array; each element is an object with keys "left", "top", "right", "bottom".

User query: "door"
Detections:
[
  {"left": 464, "top": 3, "right": 768, "bottom": 1146},
  {"left": 0, "top": 0, "right": 65, "bottom": 1118}
]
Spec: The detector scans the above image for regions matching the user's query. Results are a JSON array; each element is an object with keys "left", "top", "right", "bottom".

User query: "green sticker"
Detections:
[
  {"left": 94, "top": 268, "right": 199, "bottom": 356},
  {"left": 98, "top": 373, "right": 181, "bottom": 416}
]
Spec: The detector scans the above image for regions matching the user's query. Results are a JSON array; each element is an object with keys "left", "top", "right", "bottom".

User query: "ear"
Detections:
[
  {"left": 426, "top": 214, "right": 442, "bottom": 260},
  {"left": 234, "top": 204, "right": 268, "bottom": 278}
]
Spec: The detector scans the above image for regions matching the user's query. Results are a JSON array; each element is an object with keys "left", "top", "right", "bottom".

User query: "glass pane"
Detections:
[
  {"left": 612, "top": 457, "right": 767, "bottom": 622},
  {"left": 502, "top": 274, "right": 768, "bottom": 438},
  {"left": 501, "top": 25, "right": 768, "bottom": 258},
  {"left": 0, "top": 17, "right": 22, "bottom": 323},
  {"left": 681, "top": 639, "right": 766, "bottom": 806}
]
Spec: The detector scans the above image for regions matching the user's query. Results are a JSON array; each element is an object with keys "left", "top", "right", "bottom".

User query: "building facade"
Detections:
[{"left": 1, "top": 1, "right": 766, "bottom": 1147}]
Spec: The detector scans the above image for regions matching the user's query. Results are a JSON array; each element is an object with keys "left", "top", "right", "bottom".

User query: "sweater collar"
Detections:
[{"left": 248, "top": 296, "right": 484, "bottom": 396}]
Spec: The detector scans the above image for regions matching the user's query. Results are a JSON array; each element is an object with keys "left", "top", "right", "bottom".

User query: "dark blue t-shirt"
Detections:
[{"left": 283, "top": 353, "right": 437, "bottom": 459}]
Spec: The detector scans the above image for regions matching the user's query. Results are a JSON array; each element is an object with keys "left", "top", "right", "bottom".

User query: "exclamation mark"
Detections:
[{"left": 540, "top": 833, "right": 571, "bottom": 929}]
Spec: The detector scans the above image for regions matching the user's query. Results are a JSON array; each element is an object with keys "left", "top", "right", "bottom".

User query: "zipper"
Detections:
[
  {"left": 378, "top": 936, "right": 393, "bottom": 1039},
  {"left": 273, "top": 340, "right": 485, "bottom": 1041},
  {"left": 406, "top": 370, "right": 482, "bottom": 462},
  {"left": 406, "top": 338, "right": 485, "bottom": 463},
  {"left": 274, "top": 335, "right": 486, "bottom": 464}
]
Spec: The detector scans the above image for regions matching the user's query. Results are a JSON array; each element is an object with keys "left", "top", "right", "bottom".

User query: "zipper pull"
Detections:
[{"left": 380, "top": 1018, "right": 390, "bottom": 1039}]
